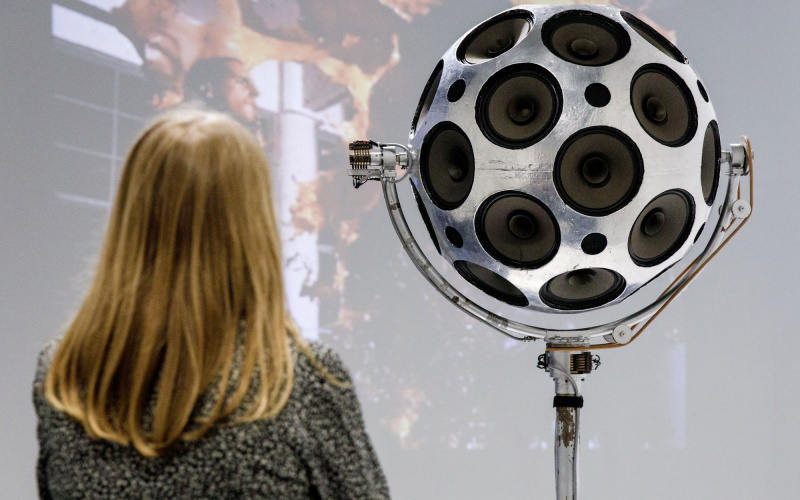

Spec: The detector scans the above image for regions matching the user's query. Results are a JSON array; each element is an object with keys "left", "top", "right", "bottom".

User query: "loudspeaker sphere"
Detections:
[{"left": 408, "top": 4, "right": 722, "bottom": 312}]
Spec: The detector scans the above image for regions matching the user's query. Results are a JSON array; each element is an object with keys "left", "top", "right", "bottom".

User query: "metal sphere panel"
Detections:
[{"left": 408, "top": 4, "right": 723, "bottom": 314}]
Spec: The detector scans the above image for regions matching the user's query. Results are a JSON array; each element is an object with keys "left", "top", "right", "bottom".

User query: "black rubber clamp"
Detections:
[{"left": 553, "top": 395, "right": 584, "bottom": 408}]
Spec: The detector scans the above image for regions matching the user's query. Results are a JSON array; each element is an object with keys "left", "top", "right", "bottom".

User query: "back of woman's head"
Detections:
[{"left": 45, "top": 109, "right": 300, "bottom": 457}]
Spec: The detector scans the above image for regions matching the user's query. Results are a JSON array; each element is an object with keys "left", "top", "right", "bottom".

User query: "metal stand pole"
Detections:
[{"left": 546, "top": 350, "right": 593, "bottom": 500}]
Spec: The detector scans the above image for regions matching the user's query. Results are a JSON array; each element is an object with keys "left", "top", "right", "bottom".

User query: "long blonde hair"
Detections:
[{"left": 46, "top": 109, "right": 304, "bottom": 457}]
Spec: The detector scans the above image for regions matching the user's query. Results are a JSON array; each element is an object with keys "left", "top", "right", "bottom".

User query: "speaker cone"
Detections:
[
  {"left": 701, "top": 121, "right": 721, "bottom": 205},
  {"left": 411, "top": 60, "right": 443, "bottom": 136},
  {"left": 476, "top": 64, "right": 562, "bottom": 149},
  {"left": 412, "top": 183, "right": 441, "bottom": 255},
  {"left": 454, "top": 261, "right": 529, "bottom": 307},
  {"left": 540, "top": 268, "right": 626, "bottom": 310},
  {"left": 631, "top": 64, "right": 697, "bottom": 146},
  {"left": 621, "top": 11, "right": 686, "bottom": 63},
  {"left": 476, "top": 191, "right": 560, "bottom": 268},
  {"left": 542, "top": 10, "right": 631, "bottom": 67},
  {"left": 420, "top": 122, "right": 475, "bottom": 210},
  {"left": 554, "top": 127, "right": 644, "bottom": 216},
  {"left": 629, "top": 189, "right": 695, "bottom": 267},
  {"left": 458, "top": 11, "right": 533, "bottom": 64}
]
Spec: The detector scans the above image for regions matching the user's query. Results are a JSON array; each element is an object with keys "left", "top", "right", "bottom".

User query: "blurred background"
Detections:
[{"left": 2, "top": 1, "right": 797, "bottom": 498}]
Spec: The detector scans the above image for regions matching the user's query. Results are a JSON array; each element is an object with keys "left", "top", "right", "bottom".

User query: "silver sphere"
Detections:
[{"left": 407, "top": 4, "right": 723, "bottom": 313}]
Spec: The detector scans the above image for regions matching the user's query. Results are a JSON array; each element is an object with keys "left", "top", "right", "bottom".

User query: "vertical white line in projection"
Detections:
[
  {"left": 280, "top": 62, "right": 320, "bottom": 340},
  {"left": 252, "top": 61, "right": 280, "bottom": 114},
  {"left": 669, "top": 328, "right": 687, "bottom": 448}
]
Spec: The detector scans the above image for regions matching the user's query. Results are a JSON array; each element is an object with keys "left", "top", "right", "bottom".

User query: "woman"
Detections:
[{"left": 33, "top": 109, "right": 390, "bottom": 499}]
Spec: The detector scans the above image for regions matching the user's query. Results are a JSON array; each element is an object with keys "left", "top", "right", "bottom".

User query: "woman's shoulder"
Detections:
[
  {"left": 32, "top": 338, "right": 64, "bottom": 423},
  {"left": 33, "top": 338, "right": 60, "bottom": 391},
  {"left": 303, "top": 341, "right": 351, "bottom": 376},
  {"left": 292, "top": 340, "right": 354, "bottom": 391},
  {"left": 287, "top": 341, "right": 390, "bottom": 498}
]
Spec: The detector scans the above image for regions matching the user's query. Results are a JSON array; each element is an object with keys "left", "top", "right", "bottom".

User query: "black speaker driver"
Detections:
[
  {"left": 476, "top": 64, "right": 562, "bottom": 149},
  {"left": 631, "top": 64, "right": 697, "bottom": 147},
  {"left": 454, "top": 261, "right": 529, "bottom": 307},
  {"left": 542, "top": 10, "right": 631, "bottom": 67},
  {"left": 540, "top": 268, "right": 626, "bottom": 310},
  {"left": 629, "top": 189, "right": 695, "bottom": 267},
  {"left": 420, "top": 122, "right": 475, "bottom": 210},
  {"left": 701, "top": 121, "right": 721, "bottom": 205},
  {"left": 457, "top": 10, "right": 534, "bottom": 64},
  {"left": 621, "top": 11, "right": 686, "bottom": 63},
  {"left": 476, "top": 191, "right": 560, "bottom": 268},
  {"left": 553, "top": 127, "right": 644, "bottom": 216},
  {"left": 411, "top": 60, "right": 443, "bottom": 135}
]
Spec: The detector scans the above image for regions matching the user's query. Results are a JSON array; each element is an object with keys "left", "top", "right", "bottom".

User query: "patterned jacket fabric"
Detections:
[{"left": 34, "top": 340, "right": 390, "bottom": 499}]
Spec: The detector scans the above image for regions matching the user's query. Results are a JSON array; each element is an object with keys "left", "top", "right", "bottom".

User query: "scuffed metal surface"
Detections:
[{"left": 557, "top": 407, "right": 576, "bottom": 448}]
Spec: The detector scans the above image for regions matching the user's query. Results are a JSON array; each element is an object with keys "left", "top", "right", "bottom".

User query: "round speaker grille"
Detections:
[
  {"left": 621, "top": 11, "right": 686, "bottom": 63},
  {"left": 455, "top": 261, "right": 529, "bottom": 307},
  {"left": 411, "top": 60, "right": 443, "bottom": 135},
  {"left": 701, "top": 121, "right": 721, "bottom": 205},
  {"left": 542, "top": 10, "right": 630, "bottom": 66},
  {"left": 540, "top": 268, "right": 626, "bottom": 310},
  {"left": 458, "top": 11, "right": 534, "bottom": 64},
  {"left": 629, "top": 189, "right": 695, "bottom": 267},
  {"left": 476, "top": 64, "right": 562, "bottom": 149},
  {"left": 420, "top": 122, "right": 475, "bottom": 210},
  {"left": 554, "top": 127, "right": 644, "bottom": 216},
  {"left": 631, "top": 64, "right": 697, "bottom": 147},
  {"left": 476, "top": 191, "right": 560, "bottom": 268}
]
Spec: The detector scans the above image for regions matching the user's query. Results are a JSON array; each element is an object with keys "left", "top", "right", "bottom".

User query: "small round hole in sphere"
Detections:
[
  {"left": 585, "top": 83, "right": 611, "bottom": 107},
  {"left": 581, "top": 233, "right": 608, "bottom": 255}
]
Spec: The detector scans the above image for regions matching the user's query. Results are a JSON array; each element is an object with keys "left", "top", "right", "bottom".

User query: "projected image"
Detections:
[{"left": 49, "top": 0, "right": 686, "bottom": 451}]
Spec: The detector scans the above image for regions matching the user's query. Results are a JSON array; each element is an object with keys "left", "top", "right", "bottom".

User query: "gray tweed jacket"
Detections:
[{"left": 34, "top": 340, "right": 390, "bottom": 499}]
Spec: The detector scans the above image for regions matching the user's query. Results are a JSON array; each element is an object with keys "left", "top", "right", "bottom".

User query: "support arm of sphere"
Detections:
[{"left": 346, "top": 137, "right": 753, "bottom": 347}]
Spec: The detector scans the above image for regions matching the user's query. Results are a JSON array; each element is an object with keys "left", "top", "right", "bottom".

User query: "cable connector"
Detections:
[
  {"left": 570, "top": 352, "right": 593, "bottom": 374},
  {"left": 347, "top": 140, "right": 411, "bottom": 188}
]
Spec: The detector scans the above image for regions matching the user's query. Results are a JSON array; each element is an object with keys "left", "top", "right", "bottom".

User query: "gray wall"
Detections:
[{"left": 2, "top": 1, "right": 798, "bottom": 498}]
